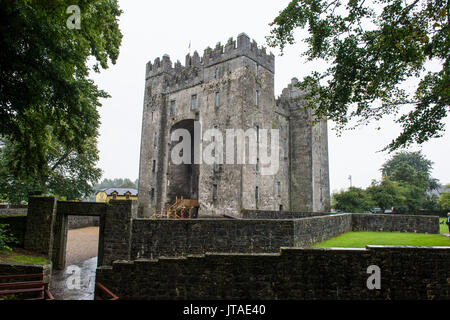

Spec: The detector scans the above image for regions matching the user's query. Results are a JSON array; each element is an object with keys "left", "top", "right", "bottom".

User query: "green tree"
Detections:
[
  {"left": 367, "top": 178, "right": 404, "bottom": 213},
  {"left": 397, "top": 183, "right": 427, "bottom": 213},
  {"left": 382, "top": 151, "right": 439, "bottom": 190},
  {"left": 332, "top": 187, "right": 375, "bottom": 212},
  {"left": 438, "top": 184, "right": 450, "bottom": 210},
  {"left": 94, "top": 178, "right": 137, "bottom": 191},
  {"left": 0, "top": 136, "right": 102, "bottom": 204},
  {"left": 380, "top": 151, "right": 440, "bottom": 212},
  {"left": 0, "top": 224, "right": 18, "bottom": 252},
  {"left": 0, "top": 1, "right": 122, "bottom": 181},
  {"left": 267, "top": 0, "right": 449, "bottom": 151}
]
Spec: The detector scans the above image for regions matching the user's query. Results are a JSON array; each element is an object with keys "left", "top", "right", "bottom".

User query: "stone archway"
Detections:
[{"left": 166, "top": 119, "right": 199, "bottom": 205}]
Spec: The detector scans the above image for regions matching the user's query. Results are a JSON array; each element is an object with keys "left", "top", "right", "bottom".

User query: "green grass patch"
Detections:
[
  {"left": 313, "top": 231, "right": 450, "bottom": 248},
  {"left": 0, "top": 214, "right": 27, "bottom": 218},
  {"left": 440, "top": 217, "right": 449, "bottom": 234},
  {"left": 0, "top": 249, "right": 47, "bottom": 265}
]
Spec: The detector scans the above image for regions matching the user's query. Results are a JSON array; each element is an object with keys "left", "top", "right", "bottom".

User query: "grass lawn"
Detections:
[
  {"left": 313, "top": 231, "right": 450, "bottom": 248},
  {"left": 0, "top": 248, "right": 47, "bottom": 265}
]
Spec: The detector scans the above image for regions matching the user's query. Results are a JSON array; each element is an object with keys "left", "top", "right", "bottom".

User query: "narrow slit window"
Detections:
[
  {"left": 256, "top": 90, "right": 260, "bottom": 106},
  {"left": 191, "top": 94, "right": 198, "bottom": 110},
  {"left": 213, "top": 184, "right": 218, "bottom": 201},
  {"left": 215, "top": 67, "right": 219, "bottom": 79},
  {"left": 170, "top": 100, "right": 176, "bottom": 115},
  {"left": 215, "top": 92, "right": 220, "bottom": 107},
  {"left": 150, "top": 188, "right": 155, "bottom": 202}
]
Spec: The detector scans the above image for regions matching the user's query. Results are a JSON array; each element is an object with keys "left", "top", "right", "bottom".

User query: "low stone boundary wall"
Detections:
[
  {"left": 0, "top": 261, "right": 52, "bottom": 285},
  {"left": 240, "top": 210, "right": 331, "bottom": 219},
  {"left": 294, "top": 213, "right": 352, "bottom": 246},
  {"left": 130, "top": 219, "right": 295, "bottom": 260},
  {"left": 0, "top": 208, "right": 28, "bottom": 215},
  {"left": 104, "top": 212, "right": 439, "bottom": 264},
  {"left": 352, "top": 213, "right": 439, "bottom": 233},
  {"left": 96, "top": 246, "right": 450, "bottom": 300}
]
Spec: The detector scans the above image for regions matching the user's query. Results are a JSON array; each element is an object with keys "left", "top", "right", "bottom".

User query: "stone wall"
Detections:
[
  {"left": 100, "top": 213, "right": 439, "bottom": 265},
  {"left": 0, "top": 261, "right": 52, "bottom": 285},
  {"left": 24, "top": 197, "right": 56, "bottom": 258},
  {"left": 67, "top": 216, "right": 99, "bottom": 230},
  {"left": 100, "top": 200, "right": 136, "bottom": 266},
  {"left": 0, "top": 215, "right": 27, "bottom": 247},
  {"left": 240, "top": 209, "right": 331, "bottom": 219},
  {"left": 96, "top": 245, "right": 450, "bottom": 300},
  {"left": 0, "top": 208, "right": 27, "bottom": 215},
  {"left": 294, "top": 213, "right": 352, "bottom": 247},
  {"left": 130, "top": 219, "right": 295, "bottom": 260},
  {"left": 352, "top": 213, "right": 439, "bottom": 233}
]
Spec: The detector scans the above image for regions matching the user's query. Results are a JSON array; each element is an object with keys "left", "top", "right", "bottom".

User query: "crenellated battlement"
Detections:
[{"left": 145, "top": 33, "right": 275, "bottom": 86}]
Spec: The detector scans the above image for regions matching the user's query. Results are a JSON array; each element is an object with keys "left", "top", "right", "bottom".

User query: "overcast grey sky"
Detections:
[{"left": 89, "top": 0, "right": 450, "bottom": 193}]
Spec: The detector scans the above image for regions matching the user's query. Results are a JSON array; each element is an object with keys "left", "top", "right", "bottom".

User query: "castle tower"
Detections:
[
  {"left": 138, "top": 33, "right": 330, "bottom": 217},
  {"left": 277, "top": 78, "right": 330, "bottom": 212}
]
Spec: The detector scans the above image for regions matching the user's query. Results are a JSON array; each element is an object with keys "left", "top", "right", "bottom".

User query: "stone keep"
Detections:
[{"left": 138, "top": 33, "right": 330, "bottom": 217}]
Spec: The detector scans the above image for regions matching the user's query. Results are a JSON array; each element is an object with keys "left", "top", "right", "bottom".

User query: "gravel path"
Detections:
[{"left": 65, "top": 226, "right": 99, "bottom": 265}]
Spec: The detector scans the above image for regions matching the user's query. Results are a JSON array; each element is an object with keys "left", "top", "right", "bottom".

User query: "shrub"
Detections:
[{"left": 0, "top": 224, "right": 18, "bottom": 251}]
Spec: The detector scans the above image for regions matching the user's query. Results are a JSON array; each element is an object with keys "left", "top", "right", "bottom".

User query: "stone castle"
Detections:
[{"left": 138, "top": 33, "right": 330, "bottom": 217}]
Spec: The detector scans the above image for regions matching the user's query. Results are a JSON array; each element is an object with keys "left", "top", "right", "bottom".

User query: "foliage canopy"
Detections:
[
  {"left": 0, "top": 1, "right": 122, "bottom": 202},
  {"left": 268, "top": 0, "right": 449, "bottom": 151}
]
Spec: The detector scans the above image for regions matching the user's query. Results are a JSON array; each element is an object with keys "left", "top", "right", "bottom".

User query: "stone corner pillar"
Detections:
[{"left": 24, "top": 196, "right": 57, "bottom": 259}]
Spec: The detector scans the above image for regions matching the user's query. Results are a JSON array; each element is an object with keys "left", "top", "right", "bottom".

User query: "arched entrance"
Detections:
[{"left": 166, "top": 119, "right": 199, "bottom": 204}]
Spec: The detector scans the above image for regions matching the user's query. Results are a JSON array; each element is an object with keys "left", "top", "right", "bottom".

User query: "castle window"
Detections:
[
  {"left": 151, "top": 111, "right": 154, "bottom": 122},
  {"left": 170, "top": 100, "right": 176, "bottom": 115},
  {"left": 256, "top": 158, "right": 259, "bottom": 172},
  {"left": 277, "top": 181, "right": 281, "bottom": 197},
  {"left": 215, "top": 92, "right": 220, "bottom": 107},
  {"left": 279, "top": 205, "right": 283, "bottom": 212},
  {"left": 255, "top": 186, "right": 259, "bottom": 208},
  {"left": 153, "top": 132, "right": 158, "bottom": 147},
  {"left": 150, "top": 188, "right": 155, "bottom": 202},
  {"left": 320, "top": 187, "right": 323, "bottom": 203},
  {"left": 256, "top": 90, "right": 260, "bottom": 106},
  {"left": 213, "top": 184, "right": 218, "bottom": 201},
  {"left": 152, "top": 160, "right": 156, "bottom": 173},
  {"left": 191, "top": 94, "right": 198, "bottom": 110},
  {"left": 215, "top": 67, "right": 219, "bottom": 79},
  {"left": 125, "top": 193, "right": 130, "bottom": 200},
  {"left": 256, "top": 125, "right": 260, "bottom": 144},
  {"left": 284, "top": 138, "right": 289, "bottom": 159}
]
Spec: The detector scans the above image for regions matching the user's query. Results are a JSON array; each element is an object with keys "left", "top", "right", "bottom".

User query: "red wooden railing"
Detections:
[
  {"left": 95, "top": 282, "right": 119, "bottom": 300},
  {"left": 0, "top": 273, "right": 54, "bottom": 300}
]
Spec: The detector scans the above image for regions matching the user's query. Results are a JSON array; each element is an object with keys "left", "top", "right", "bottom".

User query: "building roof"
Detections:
[{"left": 97, "top": 188, "right": 138, "bottom": 196}]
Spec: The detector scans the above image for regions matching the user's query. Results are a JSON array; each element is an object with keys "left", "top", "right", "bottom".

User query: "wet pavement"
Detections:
[
  {"left": 49, "top": 226, "right": 100, "bottom": 300},
  {"left": 50, "top": 257, "right": 98, "bottom": 300}
]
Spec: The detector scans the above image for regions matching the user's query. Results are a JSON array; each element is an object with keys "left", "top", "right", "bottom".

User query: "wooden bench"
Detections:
[{"left": 0, "top": 273, "right": 54, "bottom": 300}]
